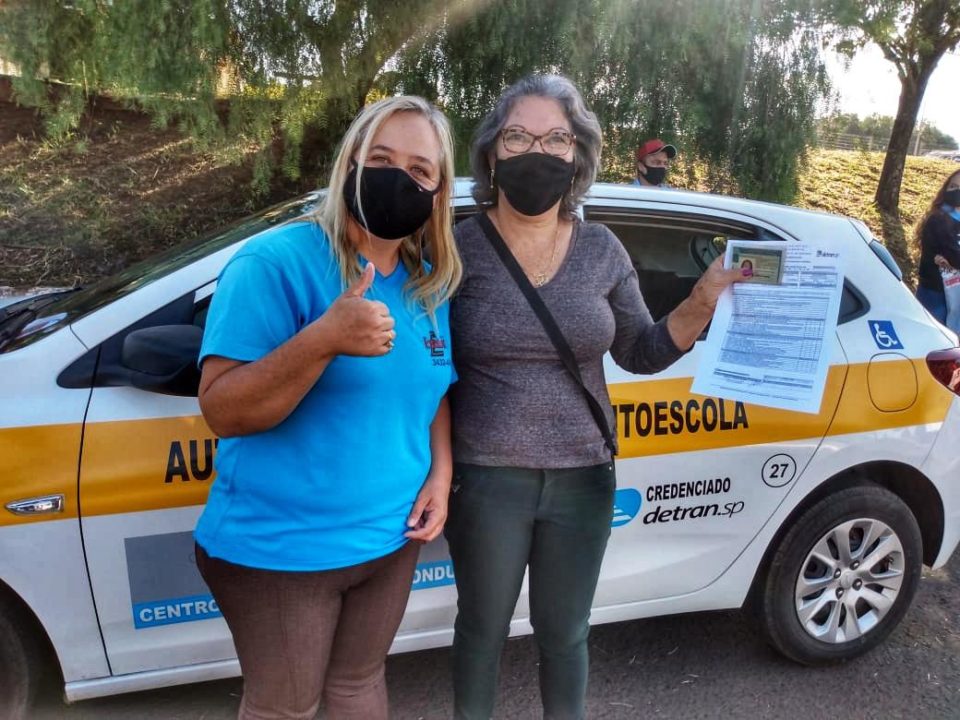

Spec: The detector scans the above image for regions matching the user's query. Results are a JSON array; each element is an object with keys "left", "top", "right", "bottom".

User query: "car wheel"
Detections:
[
  {"left": 755, "top": 484, "right": 922, "bottom": 665},
  {"left": 0, "top": 601, "right": 43, "bottom": 720}
]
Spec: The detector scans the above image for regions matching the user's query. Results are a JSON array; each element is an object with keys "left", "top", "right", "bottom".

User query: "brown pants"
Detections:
[{"left": 196, "top": 542, "right": 420, "bottom": 720}]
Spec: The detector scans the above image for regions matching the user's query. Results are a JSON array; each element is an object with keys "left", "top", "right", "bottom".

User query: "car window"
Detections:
[
  {"left": 57, "top": 287, "right": 213, "bottom": 390},
  {"left": 585, "top": 206, "right": 867, "bottom": 325},
  {"left": 586, "top": 207, "right": 764, "bottom": 322},
  {"left": 454, "top": 206, "right": 479, "bottom": 225}
]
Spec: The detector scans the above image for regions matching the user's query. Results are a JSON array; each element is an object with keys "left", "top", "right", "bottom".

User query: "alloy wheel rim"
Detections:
[{"left": 794, "top": 518, "right": 905, "bottom": 643}]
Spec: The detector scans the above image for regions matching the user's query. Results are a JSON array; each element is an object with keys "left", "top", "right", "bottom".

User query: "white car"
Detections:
[{"left": 2, "top": 183, "right": 959, "bottom": 718}]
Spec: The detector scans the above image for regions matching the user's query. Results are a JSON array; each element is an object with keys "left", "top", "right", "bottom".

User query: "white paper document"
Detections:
[{"left": 691, "top": 240, "right": 843, "bottom": 414}]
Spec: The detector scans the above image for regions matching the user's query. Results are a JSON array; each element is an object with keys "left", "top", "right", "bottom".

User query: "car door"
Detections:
[
  {"left": 0, "top": 317, "right": 112, "bottom": 684},
  {"left": 70, "top": 275, "right": 237, "bottom": 677},
  {"left": 68, "top": 196, "right": 322, "bottom": 677},
  {"left": 583, "top": 196, "right": 851, "bottom": 608}
]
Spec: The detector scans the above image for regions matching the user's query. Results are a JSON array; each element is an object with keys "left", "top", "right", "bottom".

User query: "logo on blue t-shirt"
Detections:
[{"left": 424, "top": 330, "right": 447, "bottom": 357}]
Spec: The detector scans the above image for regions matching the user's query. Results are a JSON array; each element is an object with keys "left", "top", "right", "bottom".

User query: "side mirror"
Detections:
[{"left": 120, "top": 325, "right": 203, "bottom": 396}]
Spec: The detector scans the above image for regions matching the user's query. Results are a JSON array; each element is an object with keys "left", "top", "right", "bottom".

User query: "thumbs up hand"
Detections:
[
  {"left": 344, "top": 261, "right": 377, "bottom": 298},
  {"left": 316, "top": 263, "right": 396, "bottom": 356}
]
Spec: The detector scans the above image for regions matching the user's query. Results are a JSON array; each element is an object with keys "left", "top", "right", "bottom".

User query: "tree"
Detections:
[
  {"left": 395, "top": 0, "right": 830, "bottom": 202},
  {"left": 0, "top": 0, "right": 466, "bottom": 190},
  {"left": 816, "top": 112, "right": 958, "bottom": 151},
  {"left": 1, "top": 0, "right": 830, "bottom": 203},
  {"left": 914, "top": 117, "right": 959, "bottom": 152},
  {"left": 828, "top": 1, "right": 960, "bottom": 213}
]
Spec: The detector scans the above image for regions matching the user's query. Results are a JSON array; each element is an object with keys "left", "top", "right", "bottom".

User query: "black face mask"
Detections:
[
  {"left": 342, "top": 163, "right": 440, "bottom": 240},
  {"left": 641, "top": 165, "right": 667, "bottom": 186},
  {"left": 495, "top": 153, "right": 575, "bottom": 216},
  {"left": 944, "top": 188, "right": 960, "bottom": 209}
]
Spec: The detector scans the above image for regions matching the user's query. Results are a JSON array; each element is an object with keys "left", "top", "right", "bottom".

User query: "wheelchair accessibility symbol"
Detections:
[{"left": 869, "top": 320, "right": 903, "bottom": 350}]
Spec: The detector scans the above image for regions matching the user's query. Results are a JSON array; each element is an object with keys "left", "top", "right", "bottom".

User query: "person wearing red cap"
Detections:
[{"left": 634, "top": 138, "right": 676, "bottom": 187}]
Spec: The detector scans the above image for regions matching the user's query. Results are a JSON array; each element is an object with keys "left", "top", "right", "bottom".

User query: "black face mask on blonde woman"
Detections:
[{"left": 343, "top": 163, "right": 440, "bottom": 239}]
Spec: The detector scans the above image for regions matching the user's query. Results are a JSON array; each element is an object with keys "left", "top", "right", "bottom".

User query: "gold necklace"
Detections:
[{"left": 532, "top": 222, "right": 562, "bottom": 288}]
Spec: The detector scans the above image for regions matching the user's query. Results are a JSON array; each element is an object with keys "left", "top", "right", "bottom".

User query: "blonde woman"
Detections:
[{"left": 193, "top": 96, "right": 461, "bottom": 720}]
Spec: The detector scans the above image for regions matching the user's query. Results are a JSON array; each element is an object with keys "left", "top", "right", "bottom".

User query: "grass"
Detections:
[
  {"left": 793, "top": 149, "right": 957, "bottom": 287},
  {"left": 2, "top": 100, "right": 958, "bottom": 289}
]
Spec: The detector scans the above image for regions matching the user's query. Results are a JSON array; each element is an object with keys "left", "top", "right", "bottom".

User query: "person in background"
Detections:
[
  {"left": 915, "top": 170, "right": 960, "bottom": 325},
  {"left": 447, "top": 74, "right": 744, "bottom": 720},
  {"left": 634, "top": 138, "right": 676, "bottom": 187},
  {"left": 193, "top": 95, "right": 461, "bottom": 720}
]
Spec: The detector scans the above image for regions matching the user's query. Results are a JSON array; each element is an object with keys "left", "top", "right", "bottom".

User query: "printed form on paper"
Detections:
[{"left": 691, "top": 239, "right": 843, "bottom": 414}]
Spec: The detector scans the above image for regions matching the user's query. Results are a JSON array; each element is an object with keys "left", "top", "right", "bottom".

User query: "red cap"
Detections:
[{"left": 636, "top": 139, "right": 677, "bottom": 162}]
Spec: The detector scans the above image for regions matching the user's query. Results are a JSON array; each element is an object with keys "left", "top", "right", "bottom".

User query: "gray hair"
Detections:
[{"left": 470, "top": 74, "right": 603, "bottom": 219}]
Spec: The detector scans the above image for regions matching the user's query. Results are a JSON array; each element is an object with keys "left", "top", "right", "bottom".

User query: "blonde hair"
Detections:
[{"left": 313, "top": 96, "right": 462, "bottom": 318}]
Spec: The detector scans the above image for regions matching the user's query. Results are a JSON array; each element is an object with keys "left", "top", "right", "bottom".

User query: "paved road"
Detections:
[{"left": 32, "top": 555, "right": 960, "bottom": 720}]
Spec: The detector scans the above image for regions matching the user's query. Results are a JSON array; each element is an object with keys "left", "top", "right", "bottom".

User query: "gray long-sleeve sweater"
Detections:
[{"left": 450, "top": 214, "right": 684, "bottom": 468}]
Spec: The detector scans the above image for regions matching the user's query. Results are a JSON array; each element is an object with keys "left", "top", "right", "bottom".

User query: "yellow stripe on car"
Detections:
[
  {"left": 0, "top": 423, "right": 82, "bottom": 523},
  {"left": 1, "top": 360, "right": 952, "bottom": 527}
]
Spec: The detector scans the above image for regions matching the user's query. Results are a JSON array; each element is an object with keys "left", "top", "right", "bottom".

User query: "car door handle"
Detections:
[{"left": 5, "top": 494, "right": 65, "bottom": 516}]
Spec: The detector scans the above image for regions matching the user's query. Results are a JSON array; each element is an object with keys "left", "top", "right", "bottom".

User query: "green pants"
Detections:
[{"left": 444, "top": 461, "right": 616, "bottom": 720}]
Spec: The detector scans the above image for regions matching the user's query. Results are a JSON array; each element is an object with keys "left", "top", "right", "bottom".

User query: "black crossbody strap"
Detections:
[{"left": 476, "top": 213, "right": 616, "bottom": 456}]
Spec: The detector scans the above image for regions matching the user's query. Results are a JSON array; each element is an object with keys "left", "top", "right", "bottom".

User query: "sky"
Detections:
[{"left": 825, "top": 45, "right": 960, "bottom": 146}]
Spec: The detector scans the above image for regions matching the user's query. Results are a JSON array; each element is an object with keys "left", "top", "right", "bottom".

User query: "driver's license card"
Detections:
[{"left": 730, "top": 245, "right": 784, "bottom": 285}]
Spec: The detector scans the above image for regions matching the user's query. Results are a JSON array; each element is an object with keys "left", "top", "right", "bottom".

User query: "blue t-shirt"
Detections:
[{"left": 194, "top": 220, "right": 456, "bottom": 571}]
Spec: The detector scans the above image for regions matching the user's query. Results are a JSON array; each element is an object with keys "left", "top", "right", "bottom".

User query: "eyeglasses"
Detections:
[{"left": 500, "top": 126, "right": 576, "bottom": 156}]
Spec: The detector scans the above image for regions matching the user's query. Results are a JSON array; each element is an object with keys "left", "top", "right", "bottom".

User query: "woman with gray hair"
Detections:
[{"left": 446, "top": 74, "right": 744, "bottom": 719}]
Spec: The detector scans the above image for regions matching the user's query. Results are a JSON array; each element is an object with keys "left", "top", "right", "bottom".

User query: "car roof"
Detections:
[{"left": 451, "top": 178, "right": 858, "bottom": 230}]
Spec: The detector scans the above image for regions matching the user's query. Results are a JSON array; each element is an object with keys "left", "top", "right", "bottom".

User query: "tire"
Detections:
[
  {"left": 754, "top": 484, "right": 923, "bottom": 665},
  {"left": 0, "top": 600, "right": 43, "bottom": 720}
]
